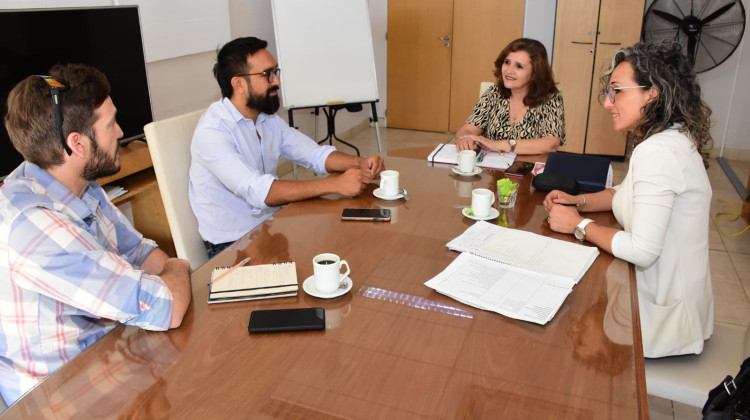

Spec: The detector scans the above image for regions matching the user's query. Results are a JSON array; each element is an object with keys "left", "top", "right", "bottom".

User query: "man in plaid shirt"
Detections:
[{"left": 0, "top": 64, "right": 192, "bottom": 406}]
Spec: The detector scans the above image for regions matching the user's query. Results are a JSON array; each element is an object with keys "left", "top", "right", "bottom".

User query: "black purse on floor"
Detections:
[{"left": 703, "top": 357, "right": 750, "bottom": 420}]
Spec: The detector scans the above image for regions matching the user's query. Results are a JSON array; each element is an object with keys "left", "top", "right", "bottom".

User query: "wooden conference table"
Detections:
[{"left": 3, "top": 153, "right": 647, "bottom": 419}]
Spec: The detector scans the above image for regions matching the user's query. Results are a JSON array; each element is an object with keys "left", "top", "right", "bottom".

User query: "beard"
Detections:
[
  {"left": 82, "top": 135, "right": 120, "bottom": 181},
  {"left": 247, "top": 86, "right": 281, "bottom": 115}
]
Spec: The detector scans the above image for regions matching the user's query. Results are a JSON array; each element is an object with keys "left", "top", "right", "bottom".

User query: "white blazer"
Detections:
[{"left": 611, "top": 127, "right": 713, "bottom": 358}]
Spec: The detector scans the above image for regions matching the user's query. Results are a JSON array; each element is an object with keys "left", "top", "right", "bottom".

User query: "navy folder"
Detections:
[{"left": 544, "top": 152, "right": 610, "bottom": 192}]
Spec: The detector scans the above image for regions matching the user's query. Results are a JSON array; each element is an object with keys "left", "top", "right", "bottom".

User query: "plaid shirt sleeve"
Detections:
[
  {"left": 0, "top": 168, "right": 176, "bottom": 406},
  {"left": 6, "top": 201, "right": 174, "bottom": 332}
]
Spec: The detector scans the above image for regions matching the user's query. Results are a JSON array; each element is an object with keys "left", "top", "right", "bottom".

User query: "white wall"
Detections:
[
  {"left": 697, "top": 10, "right": 750, "bottom": 157},
  {"left": 7, "top": 0, "right": 748, "bottom": 155},
  {"left": 523, "top": 0, "right": 558, "bottom": 62}
]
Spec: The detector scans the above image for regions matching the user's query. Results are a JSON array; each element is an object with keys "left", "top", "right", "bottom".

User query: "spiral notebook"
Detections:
[
  {"left": 425, "top": 221, "right": 599, "bottom": 324},
  {"left": 207, "top": 261, "right": 298, "bottom": 304}
]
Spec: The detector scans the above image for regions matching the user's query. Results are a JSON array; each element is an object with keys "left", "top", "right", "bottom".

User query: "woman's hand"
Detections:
[
  {"left": 546, "top": 203, "right": 584, "bottom": 234},
  {"left": 543, "top": 189, "right": 576, "bottom": 211},
  {"left": 455, "top": 123, "right": 487, "bottom": 151},
  {"left": 456, "top": 134, "right": 485, "bottom": 151},
  {"left": 544, "top": 190, "right": 584, "bottom": 234}
]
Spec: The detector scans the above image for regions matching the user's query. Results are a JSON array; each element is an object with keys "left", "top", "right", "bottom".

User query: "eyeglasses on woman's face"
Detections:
[{"left": 598, "top": 85, "right": 647, "bottom": 105}]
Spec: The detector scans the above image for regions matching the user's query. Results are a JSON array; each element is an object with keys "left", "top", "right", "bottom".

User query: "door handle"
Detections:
[
  {"left": 437, "top": 35, "right": 450, "bottom": 41},
  {"left": 571, "top": 41, "right": 594, "bottom": 45},
  {"left": 599, "top": 42, "right": 622, "bottom": 45}
]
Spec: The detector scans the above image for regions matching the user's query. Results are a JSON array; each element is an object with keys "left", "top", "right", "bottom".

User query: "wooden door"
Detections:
[
  {"left": 552, "top": 0, "right": 600, "bottom": 154},
  {"left": 448, "top": 0, "right": 525, "bottom": 132},
  {"left": 584, "top": 0, "right": 645, "bottom": 155},
  {"left": 387, "top": 0, "right": 454, "bottom": 131}
]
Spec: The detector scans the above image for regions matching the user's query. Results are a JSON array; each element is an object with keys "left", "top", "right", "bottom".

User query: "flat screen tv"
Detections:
[{"left": 0, "top": 6, "right": 153, "bottom": 179}]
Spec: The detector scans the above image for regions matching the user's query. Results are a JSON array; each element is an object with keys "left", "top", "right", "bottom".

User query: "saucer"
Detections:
[
  {"left": 374, "top": 188, "right": 406, "bottom": 201},
  {"left": 303, "top": 276, "right": 353, "bottom": 299},
  {"left": 452, "top": 166, "right": 483, "bottom": 177},
  {"left": 462, "top": 207, "right": 500, "bottom": 221}
]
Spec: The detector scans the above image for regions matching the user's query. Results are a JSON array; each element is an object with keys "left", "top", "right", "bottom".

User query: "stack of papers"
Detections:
[
  {"left": 427, "top": 143, "right": 515, "bottom": 170},
  {"left": 103, "top": 185, "right": 128, "bottom": 200},
  {"left": 425, "top": 221, "right": 600, "bottom": 324}
]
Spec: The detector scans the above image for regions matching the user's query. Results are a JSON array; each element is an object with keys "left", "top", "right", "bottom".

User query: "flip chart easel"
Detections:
[{"left": 271, "top": 0, "right": 382, "bottom": 154}]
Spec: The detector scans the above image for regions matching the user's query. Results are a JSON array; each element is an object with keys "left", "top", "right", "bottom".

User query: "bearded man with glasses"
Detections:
[{"left": 190, "top": 37, "right": 385, "bottom": 257}]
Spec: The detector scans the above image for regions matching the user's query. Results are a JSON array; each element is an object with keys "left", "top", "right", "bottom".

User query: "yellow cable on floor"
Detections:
[{"left": 713, "top": 198, "right": 750, "bottom": 237}]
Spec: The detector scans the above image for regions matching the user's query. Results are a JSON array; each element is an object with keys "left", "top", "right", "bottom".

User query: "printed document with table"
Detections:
[{"left": 425, "top": 221, "right": 600, "bottom": 324}]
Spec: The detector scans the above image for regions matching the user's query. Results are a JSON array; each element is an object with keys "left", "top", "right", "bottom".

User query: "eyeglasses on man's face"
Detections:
[
  {"left": 235, "top": 67, "right": 281, "bottom": 84},
  {"left": 598, "top": 85, "right": 647, "bottom": 105}
]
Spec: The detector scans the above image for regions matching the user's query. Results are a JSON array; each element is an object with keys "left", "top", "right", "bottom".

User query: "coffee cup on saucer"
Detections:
[
  {"left": 471, "top": 188, "right": 494, "bottom": 218},
  {"left": 457, "top": 150, "right": 477, "bottom": 173},
  {"left": 313, "top": 253, "right": 351, "bottom": 293},
  {"left": 379, "top": 170, "right": 400, "bottom": 197}
]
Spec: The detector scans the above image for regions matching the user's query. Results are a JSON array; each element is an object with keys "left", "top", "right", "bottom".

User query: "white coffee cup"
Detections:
[
  {"left": 380, "top": 170, "right": 400, "bottom": 197},
  {"left": 313, "top": 253, "right": 351, "bottom": 293},
  {"left": 471, "top": 188, "right": 494, "bottom": 218},
  {"left": 457, "top": 150, "right": 477, "bottom": 173}
]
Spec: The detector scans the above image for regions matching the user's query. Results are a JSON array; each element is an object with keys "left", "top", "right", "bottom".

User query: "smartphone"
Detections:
[
  {"left": 248, "top": 307, "right": 325, "bottom": 333},
  {"left": 505, "top": 161, "right": 534, "bottom": 176},
  {"left": 341, "top": 208, "right": 391, "bottom": 222}
]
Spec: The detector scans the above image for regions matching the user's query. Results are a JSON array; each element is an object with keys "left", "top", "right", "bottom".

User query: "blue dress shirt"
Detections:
[{"left": 189, "top": 98, "right": 335, "bottom": 244}]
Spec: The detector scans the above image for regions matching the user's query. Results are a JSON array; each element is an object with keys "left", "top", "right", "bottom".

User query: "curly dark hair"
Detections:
[
  {"left": 600, "top": 41, "right": 713, "bottom": 165},
  {"left": 493, "top": 38, "right": 558, "bottom": 108}
]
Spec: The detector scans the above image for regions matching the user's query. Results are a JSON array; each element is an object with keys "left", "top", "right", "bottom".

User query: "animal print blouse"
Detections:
[{"left": 465, "top": 84, "right": 566, "bottom": 145}]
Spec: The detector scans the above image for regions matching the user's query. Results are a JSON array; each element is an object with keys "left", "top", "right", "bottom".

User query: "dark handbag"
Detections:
[
  {"left": 703, "top": 357, "right": 750, "bottom": 420},
  {"left": 532, "top": 172, "right": 579, "bottom": 195}
]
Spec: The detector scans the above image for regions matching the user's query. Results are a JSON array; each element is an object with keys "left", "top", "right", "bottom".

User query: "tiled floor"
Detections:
[{"left": 283, "top": 124, "right": 750, "bottom": 420}]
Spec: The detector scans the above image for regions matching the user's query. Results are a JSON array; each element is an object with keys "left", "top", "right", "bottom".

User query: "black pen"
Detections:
[
  {"left": 559, "top": 203, "right": 577, "bottom": 207},
  {"left": 473, "top": 145, "right": 482, "bottom": 155}
]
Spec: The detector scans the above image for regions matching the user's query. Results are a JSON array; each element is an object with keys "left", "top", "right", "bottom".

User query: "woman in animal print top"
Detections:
[{"left": 455, "top": 38, "right": 565, "bottom": 155}]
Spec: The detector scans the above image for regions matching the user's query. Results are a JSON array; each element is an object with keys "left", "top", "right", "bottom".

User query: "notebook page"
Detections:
[
  {"left": 447, "top": 221, "right": 599, "bottom": 283},
  {"left": 476, "top": 229, "right": 599, "bottom": 283},
  {"left": 210, "top": 262, "right": 297, "bottom": 294}
]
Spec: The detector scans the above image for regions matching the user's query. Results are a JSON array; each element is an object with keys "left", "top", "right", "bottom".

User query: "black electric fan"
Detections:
[{"left": 642, "top": 0, "right": 746, "bottom": 73}]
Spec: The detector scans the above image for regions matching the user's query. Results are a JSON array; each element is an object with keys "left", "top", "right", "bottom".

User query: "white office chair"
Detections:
[
  {"left": 644, "top": 322, "right": 750, "bottom": 407},
  {"left": 144, "top": 109, "right": 209, "bottom": 270},
  {"left": 479, "top": 81, "right": 495, "bottom": 99}
]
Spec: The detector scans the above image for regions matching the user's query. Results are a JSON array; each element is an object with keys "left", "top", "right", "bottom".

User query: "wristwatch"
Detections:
[
  {"left": 508, "top": 139, "right": 517, "bottom": 153},
  {"left": 574, "top": 218, "right": 595, "bottom": 242}
]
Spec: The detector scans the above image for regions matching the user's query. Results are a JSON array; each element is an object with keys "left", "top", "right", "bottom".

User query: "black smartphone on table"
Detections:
[
  {"left": 341, "top": 208, "right": 391, "bottom": 222},
  {"left": 505, "top": 161, "right": 534, "bottom": 176},
  {"left": 248, "top": 307, "right": 325, "bottom": 333}
]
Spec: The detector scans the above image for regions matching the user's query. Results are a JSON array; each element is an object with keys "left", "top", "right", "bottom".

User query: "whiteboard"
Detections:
[
  {"left": 122, "top": 0, "right": 231, "bottom": 63},
  {"left": 271, "top": 0, "right": 379, "bottom": 109}
]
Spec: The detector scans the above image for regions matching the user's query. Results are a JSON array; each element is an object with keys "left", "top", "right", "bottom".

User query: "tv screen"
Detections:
[{"left": 0, "top": 6, "right": 153, "bottom": 178}]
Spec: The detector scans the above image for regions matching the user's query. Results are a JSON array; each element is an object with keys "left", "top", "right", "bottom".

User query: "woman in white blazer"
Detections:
[{"left": 543, "top": 41, "right": 713, "bottom": 358}]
